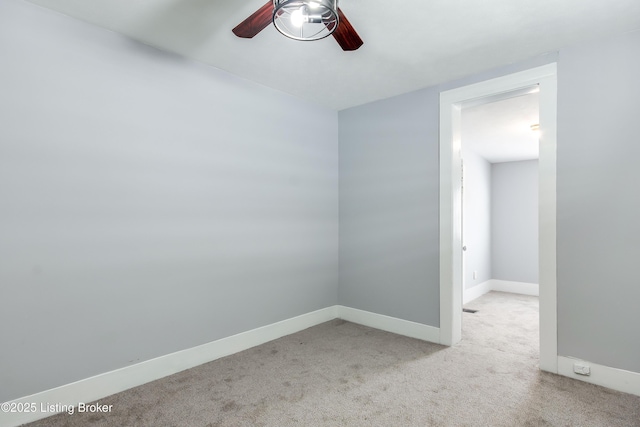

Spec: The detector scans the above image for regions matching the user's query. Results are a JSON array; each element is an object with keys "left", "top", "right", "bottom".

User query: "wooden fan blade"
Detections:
[
  {"left": 232, "top": 1, "right": 273, "bottom": 38},
  {"left": 332, "top": 8, "right": 363, "bottom": 51}
]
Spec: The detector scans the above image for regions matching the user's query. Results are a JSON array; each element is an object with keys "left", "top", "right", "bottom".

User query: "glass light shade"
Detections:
[{"left": 272, "top": 0, "right": 339, "bottom": 41}]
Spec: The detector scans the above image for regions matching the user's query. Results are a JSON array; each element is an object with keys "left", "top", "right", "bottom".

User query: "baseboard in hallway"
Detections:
[{"left": 464, "top": 279, "right": 539, "bottom": 304}]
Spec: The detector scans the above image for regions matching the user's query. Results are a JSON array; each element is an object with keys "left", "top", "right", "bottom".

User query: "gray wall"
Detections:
[
  {"left": 491, "top": 160, "right": 539, "bottom": 284},
  {"left": 461, "top": 149, "right": 492, "bottom": 289},
  {"left": 0, "top": 0, "right": 338, "bottom": 402},
  {"left": 338, "top": 90, "right": 441, "bottom": 325},
  {"left": 557, "top": 29, "right": 640, "bottom": 373}
]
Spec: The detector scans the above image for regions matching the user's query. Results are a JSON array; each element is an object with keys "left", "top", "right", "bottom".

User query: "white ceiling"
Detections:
[
  {"left": 23, "top": 0, "right": 640, "bottom": 110},
  {"left": 462, "top": 92, "right": 539, "bottom": 163}
]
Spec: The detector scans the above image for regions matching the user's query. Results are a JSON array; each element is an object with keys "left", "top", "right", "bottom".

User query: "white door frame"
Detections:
[{"left": 439, "top": 63, "right": 558, "bottom": 373}]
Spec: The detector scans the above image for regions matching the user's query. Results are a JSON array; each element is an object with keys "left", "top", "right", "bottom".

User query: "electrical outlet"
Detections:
[
  {"left": 573, "top": 362, "right": 591, "bottom": 376},
  {"left": 473, "top": 271, "right": 477, "bottom": 280}
]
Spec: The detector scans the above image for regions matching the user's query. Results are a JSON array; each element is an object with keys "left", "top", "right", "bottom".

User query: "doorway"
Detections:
[
  {"left": 438, "top": 64, "right": 558, "bottom": 373},
  {"left": 461, "top": 88, "right": 540, "bottom": 303}
]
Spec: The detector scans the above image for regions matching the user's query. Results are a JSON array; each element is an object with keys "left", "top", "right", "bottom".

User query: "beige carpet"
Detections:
[{"left": 24, "top": 292, "right": 640, "bottom": 426}]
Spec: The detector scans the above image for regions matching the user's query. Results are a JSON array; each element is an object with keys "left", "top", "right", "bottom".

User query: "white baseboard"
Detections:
[
  {"left": 490, "top": 279, "right": 539, "bottom": 296},
  {"left": 463, "top": 280, "right": 493, "bottom": 304},
  {"left": 464, "top": 280, "right": 540, "bottom": 304},
  {"left": 1, "top": 305, "right": 441, "bottom": 427},
  {"left": 0, "top": 306, "right": 338, "bottom": 427},
  {"left": 337, "top": 306, "right": 441, "bottom": 344},
  {"left": 557, "top": 356, "right": 640, "bottom": 397}
]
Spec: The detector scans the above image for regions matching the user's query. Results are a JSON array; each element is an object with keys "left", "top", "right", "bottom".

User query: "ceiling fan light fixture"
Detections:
[{"left": 273, "top": 0, "right": 338, "bottom": 41}]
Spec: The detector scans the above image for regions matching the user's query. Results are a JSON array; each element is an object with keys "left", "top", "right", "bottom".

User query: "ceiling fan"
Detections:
[{"left": 233, "top": 0, "right": 363, "bottom": 51}]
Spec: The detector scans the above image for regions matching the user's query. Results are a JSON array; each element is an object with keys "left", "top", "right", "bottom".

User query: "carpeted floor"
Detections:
[{"left": 24, "top": 292, "right": 640, "bottom": 426}]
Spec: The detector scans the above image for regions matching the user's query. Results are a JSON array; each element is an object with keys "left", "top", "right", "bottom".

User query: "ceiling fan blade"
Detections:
[
  {"left": 232, "top": 1, "right": 273, "bottom": 38},
  {"left": 332, "top": 8, "right": 363, "bottom": 51}
]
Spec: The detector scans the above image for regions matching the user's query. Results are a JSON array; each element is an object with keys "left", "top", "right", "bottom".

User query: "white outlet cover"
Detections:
[{"left": 574, "top": 362, "right": 591, "bottom": 376}]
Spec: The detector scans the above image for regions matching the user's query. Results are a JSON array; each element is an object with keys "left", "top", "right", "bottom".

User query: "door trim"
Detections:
[{"left": 438, "top": 63, "right": 558, "bottom": 373}]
